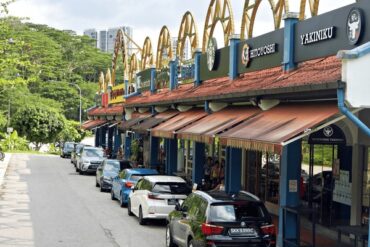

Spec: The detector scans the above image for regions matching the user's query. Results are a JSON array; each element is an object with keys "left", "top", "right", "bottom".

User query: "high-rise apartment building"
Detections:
[
  {"left": 99, "top": 30, "right": 107, "bottom": 52},
  {"left": 83, "top": 29, "right": 98, "bottom": 47},
  {"left": 172, "top": 37, "right": 190, "bottom": 60}
]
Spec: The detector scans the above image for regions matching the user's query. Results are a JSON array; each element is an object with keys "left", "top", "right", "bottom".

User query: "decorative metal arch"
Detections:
[
  {"left": 156, "top": 26, "right": 173, "bottom": 69},
  {"left": 98, "top": 72, "right": 104, "bottom": 93},
  {"left": 241, "top": 0, "right": 287, "bottom": 39},
  {"left": 202, "top": 0, "right": 235, "bottom": 53},
  {"left": 105, "top": 68, "right": 112, "bottom": 90},
  {"left": 111, "top": 29, "right": 128, "bottom": 85},
  {"left": 177, "top": 11, "right": 199, "bottom": 61},
  {"left": 296, "top": 0, "right": 320, "bottom": 20},
  {"left": 141, "top": 37, "right": 154, "bottom": 70},
  {"left": 128, "top": 54, "right": 139, "bottom": 84}
]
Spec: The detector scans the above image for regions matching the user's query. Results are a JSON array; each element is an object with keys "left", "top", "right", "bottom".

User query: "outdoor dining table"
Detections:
[{"left": 337, "top": 225, "right": 368, "bottom": 247}]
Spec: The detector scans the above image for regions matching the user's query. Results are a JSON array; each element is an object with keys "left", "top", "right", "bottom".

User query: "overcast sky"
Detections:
[{"left": 7, "top": 0, "right": 355, "bottom": 49}]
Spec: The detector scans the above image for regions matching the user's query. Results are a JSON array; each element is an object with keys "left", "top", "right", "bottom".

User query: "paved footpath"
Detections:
[{"left": 0, "top": 154, "right": 165, "bottom": 247}]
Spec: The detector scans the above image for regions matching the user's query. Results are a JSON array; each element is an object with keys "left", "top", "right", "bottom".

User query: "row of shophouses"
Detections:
[{"left": 83, "top": 0, "right": 370, "bottom": 245}]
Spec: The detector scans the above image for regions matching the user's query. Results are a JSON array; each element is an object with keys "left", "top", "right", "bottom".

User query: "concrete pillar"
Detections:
[
  {"left": 227, "top": 147, "right": 242, "bottom": 194},
  {"left": 124, "top": 134, "right": 131, "bottom": 159},
  {"left": 165, "top": 138, "right": 177, "bottom": 175},
  {"left": 192, "top": 142, "right": 205, "bottom": 185},
  {"left": 278, "top": 140, "right": 301, "bottom": 247},
  {"left": 282, "top": 13, "right": 299, "bottom": 72},
  {"left": 149, "top": 136, "right": 159, "bottom": 168},
  {"left": 150, "top": 66, "right": 156, "bottom": 93},
  {"left": 108, "top": 126, "right": 114, "bottom": 152},
  {"left": 194, "top": 49, "right": 202, "bottom": 86},
  {"left": 351, "top": 144, "right": 363, "bottom": 226},
  {"left": 113, "top": 127, "right": 121, "bottom": 155},
  {"left": 94, "top": 128, "right": 100, "bottom": 147},
  {"left": 229, "top": 34, "right": 240, "bottom": 80}
]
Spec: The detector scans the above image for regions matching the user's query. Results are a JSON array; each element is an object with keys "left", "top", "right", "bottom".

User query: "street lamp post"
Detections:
[{"left": 69, "top": 83, "right": 82, "bottom": 127}]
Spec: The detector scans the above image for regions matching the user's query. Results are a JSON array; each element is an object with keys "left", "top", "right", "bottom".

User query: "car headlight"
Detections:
[{"left": 82, "top": 161, "right": 90, "bottom": 167}]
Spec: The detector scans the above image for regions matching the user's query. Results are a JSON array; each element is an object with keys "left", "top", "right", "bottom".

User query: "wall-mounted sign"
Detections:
[
  {"left": 136, "top": 69, "right": 151, "bottom": 92},
  {"left": 178, "top": 60, "right": 194, "bottom": 84},
  {"left": 109, "top": 84, "right": 125, "bottom": 104},
  {"left": 156, "top": 68, "right": 170, "bottom": 89},
  {"left": 207, "top": 38, "right": 217, "bottom": 71},
  {"left": 347, "top": 8, "right": 363, "bottom": 45},
  {"left": 300, "top": 26, "right": 335, "bottom": 45},
  {"left": 242, "top": 43, "right": 277, "bottom": 67},
  {"left": 308, "top": 125, "right": 346, "bottom": 145}
]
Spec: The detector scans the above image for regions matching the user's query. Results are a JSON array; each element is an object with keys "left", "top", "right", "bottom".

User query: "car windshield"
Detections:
[
  {"left": 210, "top": 202, "right": 266, "bottom": 222},
  {"left": 64, "top": 143, "right": 74, "bottom": 150},
  {"left": 105, "top": 161, "right": 120, "bottom": 172},
  {"left": 84, "top": 149, "right": 103, "bottom": 157},
  {"left": 152, "top": 182, "right": 191, "bottom": 195},
  {"left": 76, "top": 145, "right": 83, "bottom": 152}
]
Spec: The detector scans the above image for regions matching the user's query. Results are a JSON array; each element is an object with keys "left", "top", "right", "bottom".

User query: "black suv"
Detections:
[{"left": 166, "top": 191, "right": 276, "bottom": 247}]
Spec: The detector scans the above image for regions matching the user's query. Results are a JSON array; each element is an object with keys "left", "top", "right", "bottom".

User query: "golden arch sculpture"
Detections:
[
  {"left": 128, "top": 54, "right": 139, "bottom": 84},
  {"left": 296, "top": 0, "right": 320, "bottom": 20},
  {"left": 202, "top": 0, "right": 235, "bottom": 52},
  {"left": 105, "top": 68, "right": 112, "bottom": 90},
  {"left": 241, "top": 0, "right": 287, "bottom": 39},
  {"left": 156, "top": 26, "right": 173, "bottom": 68},
  {"left": 177, "top": 11, "right": 199, "bottom": 61},
  {"left": 141, "top": 37, "right": 154, "bottom": 70},
  {"left": 98, "top": 71, "right": 104, "bottom": 93},
  {"left": 111, "top": 29, "right": 129, "bottom": 86}
]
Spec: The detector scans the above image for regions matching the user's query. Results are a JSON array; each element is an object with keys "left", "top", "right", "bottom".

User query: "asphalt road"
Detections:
[{"left": 0, "top": 154, "right": 166, "bottom": 247}]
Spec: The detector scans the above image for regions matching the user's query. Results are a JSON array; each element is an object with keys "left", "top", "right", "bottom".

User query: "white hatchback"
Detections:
[{"left": 127, "top": 175, "right": 190, "bottom": 225}]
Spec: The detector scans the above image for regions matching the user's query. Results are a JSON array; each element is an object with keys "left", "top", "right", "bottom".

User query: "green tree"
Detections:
[
  {"left": 12, "top": 105, "right": 65, "bottom": 150},
  {"left": 0, "top": 130, "right": 29, "bottom": 151}
]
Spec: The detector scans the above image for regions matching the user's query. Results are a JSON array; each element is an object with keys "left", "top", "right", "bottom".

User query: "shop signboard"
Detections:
[
  {"left": 156, "top": 67, "right": 170, "bottom": 89},
  {"left": 178, "top": 59, "right": 194, "bottom": 84},
  {"left": 109, "top": 83, "right": 125, "bottom": 104},
  {"left": 200, "top": 46, "right": 229, "bottom": 81},
  {"left": 308, "top": 125, "right": 346, "bottom": 145},
  {"left": 294, "top": 0, "right": 370, "bottom": 63},
  {"left": 101, "top": 93, "right": 109, "bottom": 108},
  {"left": 238, "top": 29, "right": 284, "bottom": 74},
  {"left": 136, "top": 69, "right": 151, "bottom": 92}
]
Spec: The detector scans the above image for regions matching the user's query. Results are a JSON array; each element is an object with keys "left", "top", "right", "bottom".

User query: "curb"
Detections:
[{"left": 0, "top": 153, "right": 12, "bottom": 186}]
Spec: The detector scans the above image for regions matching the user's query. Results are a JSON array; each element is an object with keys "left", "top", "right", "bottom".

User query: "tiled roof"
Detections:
[
  {"left": 126, "top": 56, "right": 341, "bottom": 107},
  {"left": 87, "top": 104, "right": 124, "bottom": 116}
]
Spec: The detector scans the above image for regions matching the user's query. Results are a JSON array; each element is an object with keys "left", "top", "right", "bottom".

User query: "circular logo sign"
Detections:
[
  {"left": 241, "top": 43, "right": 250, "bottom": 67},
  {"left": 207, "top": 38, "right": 217, "bottom": 71},
  {"left": 347, "top": 8, "right": 363, "bottom": 45},
  {"left": 323, "top": 126, "right": 334, "bottom": 138}
]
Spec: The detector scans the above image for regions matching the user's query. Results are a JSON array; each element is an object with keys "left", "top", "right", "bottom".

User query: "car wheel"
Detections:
[
  {"left": 79, "top": 169, "right": 84, "bottom": 175},
  {"left": 127, "top": 200, "right": 134, "bottom": 216},
  {"left": 138, "top": 206, "right": 146, "bottom": 225},
  {"left": 119, "top": 193, "right": 126, "bottom": 207},
  {"left": 188, "top": 239, "right": 194, "bottom": 247},
  {"left": 166, "top": 225, "right": 175, "bottom": 247},
  {"left": 111, "top": 189, "right": 116, "bottom": 200}
]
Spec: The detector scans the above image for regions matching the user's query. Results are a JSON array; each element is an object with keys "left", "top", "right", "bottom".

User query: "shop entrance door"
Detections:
[{"left": 306, "top": 124, "right": 351, "bottom": 226}]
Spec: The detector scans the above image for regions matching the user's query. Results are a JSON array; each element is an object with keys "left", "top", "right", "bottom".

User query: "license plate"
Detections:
[
  {"left": 229, "top": 228, "right": 257, "bottom": 236},
  {"left": 168, "top": 199, "right": 177, "bottom": 205}
]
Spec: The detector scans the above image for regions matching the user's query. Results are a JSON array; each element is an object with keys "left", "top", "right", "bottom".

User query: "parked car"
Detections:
[
  {"left": 96, "top": 159, "right": 121, "bottom": 192},
  {"left": 76, "top": 146, "right": 105, "bottom": 175},
  {"left": 60, "top": 142, "right": 75, "bottom": 158},
  {"left": 71, "top": 143, "right": 85, "bottom": 166},
  {"left": 111, "top": 168, "right": 159, "bottom": 207},
  {"left": 127, "top": 175, "right": 191, "bottom": 225},
  {"left": 166, "top": 190, "right": 276, "bottom": 247}
]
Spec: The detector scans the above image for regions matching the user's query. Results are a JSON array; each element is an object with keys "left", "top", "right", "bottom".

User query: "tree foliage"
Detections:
[
  {"left": 12, "top": 105, "right": 65, "bottom": 149},
  {"left": 0, "top": 130, "right": 29, "bottom": 151}
]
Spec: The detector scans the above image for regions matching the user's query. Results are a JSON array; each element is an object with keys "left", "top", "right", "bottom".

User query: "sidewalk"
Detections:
[{"left": 0, "top": 153, "right": 12, "bottom": 186}]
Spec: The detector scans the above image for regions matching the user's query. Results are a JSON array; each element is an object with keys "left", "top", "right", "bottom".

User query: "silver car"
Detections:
[{"left": 76, "top": 146, "right": 105, "bottom": 175}]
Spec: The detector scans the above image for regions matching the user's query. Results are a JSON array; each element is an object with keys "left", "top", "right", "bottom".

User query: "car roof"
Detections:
[
  {"left": 125, "top": 168, "right": 158, "bottom": 175},
  {"left": 143, "top": 175, "right": 186, "bottom": 183},
  {"left": 194, "top": 190, "right": 261, "bottom": 204}
]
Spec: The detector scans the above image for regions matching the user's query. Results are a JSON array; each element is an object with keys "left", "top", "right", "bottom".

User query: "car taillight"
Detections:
[
  {"left": 147, "top": 193, "right": 164, "bottom": 200},
  {"left": 260, "top": 224, "right": 276, "bottom": 236},
  {"left": 125, "top": 181, "right": 133, "bottom": 188},
  {"left": 201, "top": 223, "right": 224, "bottom": 236}
]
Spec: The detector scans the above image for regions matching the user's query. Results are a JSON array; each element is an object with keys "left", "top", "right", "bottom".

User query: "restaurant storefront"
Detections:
[{"left": 87, "top": 0, "right": 370, "bottom": 245}]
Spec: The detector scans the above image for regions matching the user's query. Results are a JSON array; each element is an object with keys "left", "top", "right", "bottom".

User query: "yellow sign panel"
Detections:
[{"left": 109, "top": 84, "right": 125, "bottom": 104}]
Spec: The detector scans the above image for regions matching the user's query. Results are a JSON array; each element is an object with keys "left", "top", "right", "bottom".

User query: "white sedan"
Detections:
[{"left": 127, "top": 175, "right": 191, "bottom": 225}]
